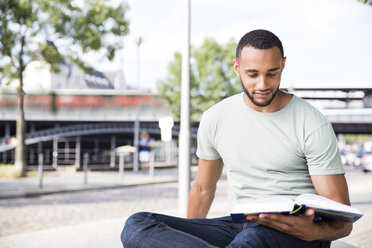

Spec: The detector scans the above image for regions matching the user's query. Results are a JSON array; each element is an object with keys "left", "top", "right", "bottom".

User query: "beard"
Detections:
[{"left": 240, "top": 79, "right": 280, "bottom": 107}]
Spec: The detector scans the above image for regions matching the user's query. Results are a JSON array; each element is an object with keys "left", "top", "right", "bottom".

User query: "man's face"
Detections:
[{"left": 234, "top": 46, "right": 286, "bottom": 109}]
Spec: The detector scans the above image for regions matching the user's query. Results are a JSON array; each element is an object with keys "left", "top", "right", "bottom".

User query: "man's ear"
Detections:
[
  {"left": 281, "top": 56, "right": 287, "bottom": 71},
  {"left": 233, "top": 59, "right": 240, "bottom": 77}
]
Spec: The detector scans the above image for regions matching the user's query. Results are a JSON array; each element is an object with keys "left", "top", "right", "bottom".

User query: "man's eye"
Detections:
[
  {"left": 248, "top": 74, "right": 257, "bottom": 78},
  {"left": 267, "top": 73, "right": 276, "bottom": 77}
]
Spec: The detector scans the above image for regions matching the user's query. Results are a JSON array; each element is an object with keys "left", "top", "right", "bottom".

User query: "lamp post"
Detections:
[
  {"left": 115, "top": 145, "right": 136, "bottom": 179},
  {"left": 178, "top": 0, "right": 191, "bottom": 217},
  {"left": 135, "top": 36, "right": 142, "bottom": 90},
  {"left": 133, "top": 36, "right": 142, "bottom": 172}
]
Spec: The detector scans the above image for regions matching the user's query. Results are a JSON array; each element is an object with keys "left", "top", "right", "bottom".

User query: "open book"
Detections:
[{"left": 230, "top": 194, "right": 363, "bottom": 223}]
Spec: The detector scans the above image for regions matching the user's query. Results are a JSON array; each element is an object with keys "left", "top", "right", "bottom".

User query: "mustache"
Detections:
[{"left": 253, "top": 89, "right": 273, "bottom": 93}]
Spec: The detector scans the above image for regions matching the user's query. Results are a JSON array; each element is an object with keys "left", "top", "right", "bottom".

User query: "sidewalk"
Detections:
[
  {"left": 0, "top": 168, "right": 371, "bottom": 248},
  {"left": 0, "top": 167, "right": 179, "bottom": 199}
]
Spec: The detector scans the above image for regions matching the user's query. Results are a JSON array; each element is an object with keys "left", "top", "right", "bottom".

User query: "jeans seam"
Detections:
[
  {"left": 125, "top": 213, "right": 154, "bottom": 247},
  {"left": 152, "top": 214, "right": 232, "bottom": 229}
]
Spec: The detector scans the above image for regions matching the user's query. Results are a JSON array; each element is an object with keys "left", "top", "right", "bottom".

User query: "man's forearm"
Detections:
[
  {"left": 187, "top": 181, "right": 215, "bottom": 218},
  {"left": 314, "top": 220, "right": 353, "bottom": 241},
  {"left": 251, "top": 208, "right": 353, "bottom": 242}
]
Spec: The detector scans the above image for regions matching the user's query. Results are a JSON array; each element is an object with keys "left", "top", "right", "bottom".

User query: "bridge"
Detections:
[
  {"left": 0, "top": 122, "right": 198, "bottom": 153},
  {"left": 0, "top": 87, "right": 371, "bottom": 166}
]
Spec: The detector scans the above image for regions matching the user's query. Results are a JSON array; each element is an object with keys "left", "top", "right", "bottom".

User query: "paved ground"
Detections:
[
  {"left": 339, "top": 169, "right": 372, "bottom": 248},
  {"left": 0, "top": 166, "right": 371, "bottom": 248},
  {"left": 0, "top": 167, "right": 178, "bottom": 199}
]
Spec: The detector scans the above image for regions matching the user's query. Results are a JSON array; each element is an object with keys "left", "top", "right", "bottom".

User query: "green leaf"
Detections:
[
  {"left": 1, "top": 0, "right": 130, "bottom": 84},
  {"left": 157, "top": 39, "right": 240, "bottom": 121}
]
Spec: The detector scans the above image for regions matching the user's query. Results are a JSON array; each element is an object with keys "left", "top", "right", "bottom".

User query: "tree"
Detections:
[
  {"left": 0, "top": 0, "right": 129, "bottom": 176},
  {"left": 358, "top": 0, "right": 372, "bottom": 5},
  {"left": 157, "top": 38, "right": 241, "bottom": 121}
]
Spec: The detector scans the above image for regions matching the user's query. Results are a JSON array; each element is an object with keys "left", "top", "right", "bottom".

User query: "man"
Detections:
[{"left": 121, "top": 29, "right": 352, "bottom": 248}]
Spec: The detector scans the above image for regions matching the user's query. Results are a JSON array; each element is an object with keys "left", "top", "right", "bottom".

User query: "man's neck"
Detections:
[{"left": 243, "top": 90, "right": 292, "bottom": 113}]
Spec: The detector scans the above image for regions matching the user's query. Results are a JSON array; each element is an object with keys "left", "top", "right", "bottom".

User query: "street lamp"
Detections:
[
  {"left": 135, "top": 36, "right": 142, "bottom": 89},
  {"left": 178, "top": 0, "right": 191, "bottom": 217},
  {"left": 133, "top": 36, "right": 142, "bottom": 173}
]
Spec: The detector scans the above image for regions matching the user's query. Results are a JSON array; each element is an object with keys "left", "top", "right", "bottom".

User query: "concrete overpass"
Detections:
[{"left": 1, "top": 88, "right": 371, "bottom": 166}]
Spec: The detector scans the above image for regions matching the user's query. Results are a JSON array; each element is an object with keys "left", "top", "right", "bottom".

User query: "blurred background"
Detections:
[{"left": 0, "top": 0, "right": 371, "bottom": 247}]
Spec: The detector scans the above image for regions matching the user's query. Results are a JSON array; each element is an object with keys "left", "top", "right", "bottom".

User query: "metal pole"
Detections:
[
  {"left": 2, "top": 147, "right": 6, "bottom": 163},
  {"left": 165, "top": 141, "right": 171, "bottom": 165},
  {"left": 133, "top": 118, "right": 140, "bottom": 172},
  {"left": 30, "top": 123, "right": 35, "bottom": 133},
  {"left": 110, "top": 136, "right": 116, "bottom": 168},
  {"left": 65, "top": 139, "right": 69, "bottom": 162},
  {"left": 52, "top": 137, "right": 58, "bottom": 169},
  {"left": 135, "top": 36, "right": 142, "bottom": 89},
  {"left": 30, "top": 149, "right": 34, "bottom": 164},
  {"left": 3, "top": 123, "right": 10, "bottom": 163},
  {"left": 149, "top": 150, "right": 155, "bottom": 177},
  {"left": 178, "top": 0, "right": 191, "bottom": 217},
  {"left": 38, "top": 153, "right": 43, "bottom": 188},
  {"left": 83, "top": 153, "right": 88, "bottom": 184},
  {"left": 119, "top": 153, "right": 125, "bottom": 179},
  {"left": 5, "top": 123, "right": 10, "bottom": 142},
  {"left": 75, "top": 136, "right": 81, "bottom": 169},
  {"left": 133, "top": 36, "right": 142, "bottom": 172},
  {"left": 38, "top": 141, "right": 42, "bottom": 154}
]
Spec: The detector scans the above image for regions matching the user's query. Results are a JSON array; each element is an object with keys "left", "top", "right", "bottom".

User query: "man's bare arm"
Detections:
[
  {"left": 250, "top": 174, "right": 353, "bottom": 241},
  {"left": 309, "top": 174, "right": 353, "bottom": 241},
  {"left": 187, "top": 158, "right": 223, "bottom": 218}
]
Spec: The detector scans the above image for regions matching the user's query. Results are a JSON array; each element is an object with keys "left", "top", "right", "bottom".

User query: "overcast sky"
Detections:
[{"left": 90, "top": 0, "right": 372, "bottom": 91}]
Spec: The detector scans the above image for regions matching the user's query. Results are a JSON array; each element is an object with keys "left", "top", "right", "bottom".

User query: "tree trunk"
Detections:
[
  {"left": 15, "top": 78, "right": 26, "bottom": 177},
  {"left": 15, "top": 35, "right": 27, "bottom": 177}
]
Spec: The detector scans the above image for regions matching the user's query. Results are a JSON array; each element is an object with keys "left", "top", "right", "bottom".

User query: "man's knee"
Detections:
[
  {"left": 228, "top": 224, "right": 278, "bottom": 248},
  {"left": 121, "top": 212, "right": 151, "bottom": 247},
  {"left": 229, "top": 223, "right": 330, "bottom": 248}
]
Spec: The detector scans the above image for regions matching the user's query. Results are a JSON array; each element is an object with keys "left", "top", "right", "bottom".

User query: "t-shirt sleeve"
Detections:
[
  {"left": 305, "top": 122, "right": 345, "bottom": 175},
  {"left": 196, "top": 112, "right": 221, "bottom": 160}
]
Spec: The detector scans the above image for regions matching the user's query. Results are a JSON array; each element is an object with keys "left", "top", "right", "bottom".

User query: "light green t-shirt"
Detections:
[{"left": 196, "top": 92, "right": 344, "bottom": 210}]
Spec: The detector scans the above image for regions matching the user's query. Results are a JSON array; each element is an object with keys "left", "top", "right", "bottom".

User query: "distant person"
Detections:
[
  {"left": 139, "top": 131, "right": 152, "bottom": 168},
  {"left": 121, "top": 29, "right": 352, "bottom": 247}
]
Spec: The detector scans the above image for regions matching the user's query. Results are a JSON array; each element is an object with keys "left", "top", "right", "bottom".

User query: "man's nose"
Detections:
[{"left": 256, "top": 76, "right": 268, "bottom": 90}]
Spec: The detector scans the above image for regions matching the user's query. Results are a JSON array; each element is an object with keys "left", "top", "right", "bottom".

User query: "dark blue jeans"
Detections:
[{"left": 121, "top": 212, "right": 331, "bottom": 248}]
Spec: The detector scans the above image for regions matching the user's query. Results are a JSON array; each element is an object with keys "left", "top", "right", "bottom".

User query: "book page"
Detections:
[
  {"left": 295, "top": 194, "right": 362, "bottom": 215},
  {"left": 231, "top": 196, "right": 295, "bottom": 214}
]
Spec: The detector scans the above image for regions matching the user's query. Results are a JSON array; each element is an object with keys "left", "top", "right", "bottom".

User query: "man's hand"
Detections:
[
  {"left": 246, "top": 208, "right": 319, "bottom": 241},
  {"left": 247, "top": 174, "right": 354, "bottom": 241}
]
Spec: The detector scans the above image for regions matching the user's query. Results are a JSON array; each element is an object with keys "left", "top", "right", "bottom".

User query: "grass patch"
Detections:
[
  {"left": 0, "top": 164, "right": 22, "bottom": 178},
  {"left": 26, "top": 170, "right": 40, "bottom": 177}
]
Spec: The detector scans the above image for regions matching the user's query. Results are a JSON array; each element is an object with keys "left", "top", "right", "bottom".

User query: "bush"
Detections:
[{"left": 0, "top": 164, "right": 22, "bottom": 178}]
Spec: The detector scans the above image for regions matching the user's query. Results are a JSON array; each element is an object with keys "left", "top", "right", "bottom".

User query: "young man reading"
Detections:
[{"left": 121, "top": 29, "right": 352, "bottom": 248}]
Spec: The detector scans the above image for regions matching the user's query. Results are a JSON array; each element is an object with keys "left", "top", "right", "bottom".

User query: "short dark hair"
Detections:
[{"left": 236, "top": 29, "right": 284, "bottom": 60}]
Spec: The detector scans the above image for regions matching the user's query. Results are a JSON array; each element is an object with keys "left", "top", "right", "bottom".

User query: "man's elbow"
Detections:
[
  {"left": 344, "top": 223, "right": 353, "bottom": 237},
  {"left": 319, "top": 221, "right": 353, "bottom": 241},
  {"left": 334, "top": 222, "right": 353, "bottom": 240},
  {"left": 191, "top": 180, "right": 216, "bottom": 199}
]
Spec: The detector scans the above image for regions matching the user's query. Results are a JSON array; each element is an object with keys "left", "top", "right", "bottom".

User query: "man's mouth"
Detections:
[{"left": 254, "top": 91, "right": 271, "bottom": 98}]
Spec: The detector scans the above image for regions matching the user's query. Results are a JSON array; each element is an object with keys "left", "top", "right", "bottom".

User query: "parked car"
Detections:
[
  {"left": 361, "top": 151, "right": 372, "bottom": 173},
  {"left": 340, "top": 151, "right": 360, "bottom": 166},
  {"left": 354, "top": 150, "right": 364, "bottom": 167}
]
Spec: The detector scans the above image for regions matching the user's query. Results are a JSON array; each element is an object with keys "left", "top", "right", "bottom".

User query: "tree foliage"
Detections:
[
  {"left": 0, "top": 0, "right": 129, "bottom": 176},
  {"left": 157, "top": 39, "right": 241, "bottom": 121},
  {"left": 0, "top": 0, "right": 129, "bottom": 81},
  {"left": 358, "top": 0, "right": 372, "bottom": 5}
]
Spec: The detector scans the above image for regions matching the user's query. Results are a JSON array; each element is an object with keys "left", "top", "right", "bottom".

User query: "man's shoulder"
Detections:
[
  {"left": 291, "top": 94, "right": 330, "bottom": 131},
  {"left": 292, "top": 95, "right": 327, "bottom": 119},
  {"left": 204, "top": 92, "right": 242, "bottom": 117}
]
